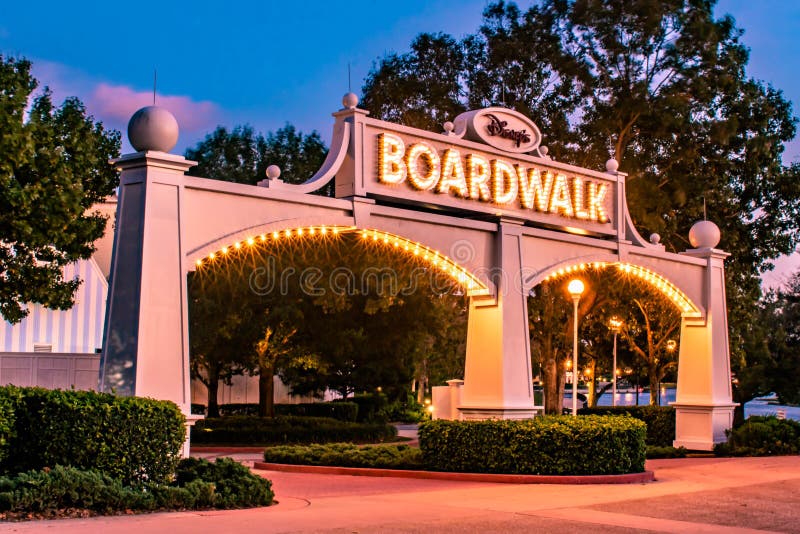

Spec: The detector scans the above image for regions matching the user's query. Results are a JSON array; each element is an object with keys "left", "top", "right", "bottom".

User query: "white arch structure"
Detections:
[{"left": 100, "top": 103, "right": 734, "bottom": 450}]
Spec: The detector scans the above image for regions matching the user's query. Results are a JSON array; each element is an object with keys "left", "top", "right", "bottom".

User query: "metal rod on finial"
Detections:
[
  {"left": 703, "top": 197, "right": 707, "bottom": 221},
  {"left": 153, "top": 69, "right": 157, "bottom": 106},
  {"left": 348, "top": 63, "right": 351, "bottom": 93}
]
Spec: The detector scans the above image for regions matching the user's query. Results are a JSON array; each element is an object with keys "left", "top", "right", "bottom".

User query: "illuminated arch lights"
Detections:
[
  {"left": 542, "top": 261, "right": 699, "bottom": 315},
  {"left": 193, "top": 225, "right": 490, "bottom": 296}
]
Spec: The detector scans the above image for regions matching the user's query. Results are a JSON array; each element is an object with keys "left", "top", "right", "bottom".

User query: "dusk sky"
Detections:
[{"left": 2, "top": 0, "right": 798, "bottom": 286}]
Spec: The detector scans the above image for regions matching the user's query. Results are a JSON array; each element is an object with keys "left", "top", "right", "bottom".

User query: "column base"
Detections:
[
  {"left": 182, "top": 413, "right": 204, "bottom": 458},
  {"left": 671, "top": 402, "right": 736, "bottom": 451},
  {"left": 458, "top": 406, "right": 541, "bottom": 420}
]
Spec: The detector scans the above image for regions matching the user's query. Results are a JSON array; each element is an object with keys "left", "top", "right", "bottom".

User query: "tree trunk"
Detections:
[
  {"left": 648, "top": 367, "right": 660, "bottom": 406},
  {"left": 587, "top": 358, "right": 597, "bottom": 407},
  {"left": 543, "top": 356, "right": 561, "bottom": 414},
  {"left": 206, "top": 375, "right": 220, "bottom": 418},
  {"left": 258, "top": 365, "right": 275, "bottom": 418}
]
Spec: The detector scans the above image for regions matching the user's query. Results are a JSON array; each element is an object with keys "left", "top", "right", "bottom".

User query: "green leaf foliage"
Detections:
[
  {"left": 0, "top": 386, "right": 185, "bottom": 485},
  {"left": 263, "top": 443, "right": 424, "bottom": 470},
  {"left": 714, "top": 416, "right": 800, "bottom": 456},
  {"left": 0, "top": 55, "right": 120, "bottom": 323},
  {"left": 191, "top": 415, "right": 397, "bottom": 445},
  {"left": 418, "top": 416, "right": 646, "bottom": 475},
  {"left": 0, "top": 459, "right": 273, "bottom": 516},
  {"left": 579, "top": 406, "right": 675, "bottom": 446}
]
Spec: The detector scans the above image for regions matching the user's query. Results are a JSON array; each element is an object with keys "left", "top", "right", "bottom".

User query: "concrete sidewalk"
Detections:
[{"left": 2, "top": 456, "right": 799, "bottom": 533}]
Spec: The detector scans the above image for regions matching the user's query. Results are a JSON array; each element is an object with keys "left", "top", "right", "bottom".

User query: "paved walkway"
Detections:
[{"left": 2, "top": 456, "right": 799, "bottom": 533}]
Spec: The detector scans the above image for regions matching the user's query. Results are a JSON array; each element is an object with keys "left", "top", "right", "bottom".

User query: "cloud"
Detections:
[{"left": 89, "top": 83, "right": 219, "bottom": 132}]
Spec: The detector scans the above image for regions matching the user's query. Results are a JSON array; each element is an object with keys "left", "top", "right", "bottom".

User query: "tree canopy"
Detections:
[{"left": 0, "top": 56, "right": 120, "bottom": 323}]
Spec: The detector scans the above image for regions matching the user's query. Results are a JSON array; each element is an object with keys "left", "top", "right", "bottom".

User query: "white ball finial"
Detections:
[
  {"left": 539, "top": 146, "right": 549, "bottom": 157},
  {"left": 342, "top": 92, "right": 359, "bottom": 109},
  {"left": 689, "top": 220, "right": 721, "bottom": 248},
  {"left": 266, "top": 165, "right": 281, "bottom": 180},
  {"left": 443, "top": 121, "right": 454, "bottom": 134},
  {"left": 649, "top": 233, "right": 661, "bottom": 244},
  {"left": 128, "top": 106, "right": 179, "bottom": 152},
  {"left": 606, "top": 158, "right": 619, "bottom": 172}
]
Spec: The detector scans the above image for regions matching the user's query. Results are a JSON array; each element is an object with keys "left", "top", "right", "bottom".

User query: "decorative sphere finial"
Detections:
[
  {"left": 342, "top": 92, "right": 359, "bottom": 109},
  {"left": 127, "top": 106, "right": 179, "bottom": 152},
  {"left": 266, "top": 165, "right": 281, "bottom": 180},
  {"left": 443, "top": 121, "right": 454, "bottom": 134},
  {"left": 689, "top": 220, "right": 720, "bottom": 248},
  {"left": 649, "top": 233, "right": 661, "bottom": 245},
  {"left": 539, "top": 146, "right": 549, "bottom": 157},
  {"left": 606, "top": 158, "right": 619, "bottom": 172}
]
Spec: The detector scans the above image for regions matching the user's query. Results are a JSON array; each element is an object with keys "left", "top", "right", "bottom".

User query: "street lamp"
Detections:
[
  {"left": 567, "top": 279, "right": 585, "bottom": 416},
  {"left": 609, "top": 317, "right": 623, "bottom": 407}
]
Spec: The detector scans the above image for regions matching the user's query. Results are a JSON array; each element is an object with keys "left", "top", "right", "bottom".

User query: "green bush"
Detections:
[
  {"left": 714, "top": 416, "right": 800, "bottom": 456},
  {"left": 0, "top": 459, "right": 273, "bottom": 516},
  {"left": 0, "top": 395, "right": 15, "bottom": 465},
  {"left": 191, "top": 415, "right": 397, "bottom": 445},
  {"left": 0, "top": 386, "right": 185, "bottom": 485},
  {"left": 579, "top": 406, "right": 675, "bottom": 446},
  {"left": 208, "top": 402, "right": 360, "bottom": 421},
  {"left": 263, "top": 443, "right": 424, "bottom": 470},
  {"left": 175, "top": 457, "right": 274, "bottom": 508},
  {"left": 646, "top": 445, "right": 688, "bottom": 459},
  {"left": 337, "top": 393, "right": 389, "bottom": 423},
  {"left": 380, "top": 395, "right": 428, "bottom": 423},
  {"left": 419, "top": 416, "right": 646, "bottom": 475}
]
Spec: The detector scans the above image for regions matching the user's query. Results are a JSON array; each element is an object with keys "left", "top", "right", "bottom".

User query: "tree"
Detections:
[
  {"left": 185, "top": 123, "right": 327, "bottom": 186},
  {"left": 764, "top": 271, "right": 800, "bottom": 406},
  {"left": 0, "top": 56, "right": 120, "bottom": 323},
  {"left": 362, "top": 0, "right": 800, "bottom": 411}
]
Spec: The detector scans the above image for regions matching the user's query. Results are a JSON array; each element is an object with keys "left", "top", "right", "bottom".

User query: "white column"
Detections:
[
  {"left": 460, "top": 220, "right": 535, "bottom": 419},
  {"left": 672, "top": 248, "right": 736, "bottom": 450}
]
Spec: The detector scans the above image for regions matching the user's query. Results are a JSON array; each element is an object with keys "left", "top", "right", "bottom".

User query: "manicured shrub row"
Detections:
[
  {"left": 0, "top": 395, "right": 14, "bottom": 465},
  {"left": 212, "top": 402, "right": 359, "bottom": 422},
  {"left": 263, "top": 443, "right": 424, "bottom": 470},
  {"left": 0, "top": 458, "right": 273, "bottom": 518},
  {"left": 578, "top": 405, "right": 675, "bottom": 446},
  {"left": 0, "top": 386, "right": 185, "bottom": 485},
  {"left": 336, "top": 394, "right": 389, "bottom": 423},
  {"left": 714, "top": 416, "right": 800, "bottom": 456},
  {"left": 191, "top": 415, "right": 397, "bottom": 445},
  {"left": 419, "top": 416, "right": 647, "bottom": 475}
]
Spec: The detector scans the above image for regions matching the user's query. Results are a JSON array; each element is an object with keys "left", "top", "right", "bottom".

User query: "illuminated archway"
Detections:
[
  {"left": 191, "top": 225, "right": 490, "bottom": 297},
  {"left": 531, "top": 260, "right": 701, "bottom": 317}
]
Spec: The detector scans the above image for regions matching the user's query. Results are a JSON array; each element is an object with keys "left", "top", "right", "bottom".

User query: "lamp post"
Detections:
[
  {"left": 609, "top": 317, "right": 622, "bottom": 407},
  {"left": 567, "top": 279, "right": 585, "bottom": 416}
]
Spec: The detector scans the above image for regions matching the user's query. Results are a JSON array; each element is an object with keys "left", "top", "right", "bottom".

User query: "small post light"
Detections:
[
  {"left": 567, "top": 279, "right": 585, "bottom": 416},
  {"left": 609, "top": 317, "right": 623, "bottom": 407}
]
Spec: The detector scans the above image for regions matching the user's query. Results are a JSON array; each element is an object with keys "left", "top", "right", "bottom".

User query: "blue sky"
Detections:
[{"left": 2, "top": 0, "right": 798, "bottom": 285}]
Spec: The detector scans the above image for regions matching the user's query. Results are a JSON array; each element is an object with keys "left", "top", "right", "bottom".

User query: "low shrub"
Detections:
[
  {"left": 0, "top": 386, "right": 185, "bottom": 485},
  {"left": 0, "top": 395, "right": 14, "bottom": 465},
  {"left": 263, "top": 443, "right": 424, "bottom": 470},
  {"left": 579, "top": 406, "right": 675, "bottom": 446},
  {"left": 714, "top": 416, "right": 800, "bottom": 456},
  {"left": 337, "top": 393, "right": 389, "bottom": 423},
  {"left": 0, "top": 459, "right": 273, "bottom": 518},
  {"left": 207, "top": 402, "right": 360, "bottom": 421},
  {"left": 380, "top": 396, "right": 428, "bottom": 423},
  {"left": 191, "top": 415, "right": 397, "bottom": 445},
  {"left": 419, "top": 416, "right": 646, "bottom": 475},
  {"left": 646, "top": 445, "right": 688, "bottom": 459}
]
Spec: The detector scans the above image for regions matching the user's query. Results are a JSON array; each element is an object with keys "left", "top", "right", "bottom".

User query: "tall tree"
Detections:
[
  {"left": 0, "top": 56, "right": 120, "bottom": 323},
  {"left": 185, "top": 123, "right": 327, "bottom": 186}
]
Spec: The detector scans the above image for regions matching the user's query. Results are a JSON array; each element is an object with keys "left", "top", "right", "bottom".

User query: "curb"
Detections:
[
  {"left": 192, "top": 446, "right": 265, "bottom": 453},
  {"left": 253, "top": 462, "right": 655, "bottom": 485}
]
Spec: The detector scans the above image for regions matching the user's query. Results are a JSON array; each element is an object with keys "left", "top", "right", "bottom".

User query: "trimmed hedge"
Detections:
[
  {"left": 714, "top": 416, "right": 800, "bottom": 456},
  {"left": 191, "top": 415, "right": 397, "bottom": 445},
  {"left": 336, "top": 393, "right": 389, "bottom": 423},
  {"left": 0, "top": 386, "right": 185, "bottom": 485},
  {"left": 0, "top": 395, "right": 14, "bottom": 465},
  {"left": 0, "top": 459, "right": 273, "bottom": 517},
  {"left": 263, "top": 443, "right": 424, "bottom": 470},
  {"left": 419, "top": 416, "right": 646, "bottom": 475},
  {"left": 199, "top": 402, "right": 360, "bottom": 421},
  {"left": 578, "top": 406, "right": 675, "bottom": 446}
]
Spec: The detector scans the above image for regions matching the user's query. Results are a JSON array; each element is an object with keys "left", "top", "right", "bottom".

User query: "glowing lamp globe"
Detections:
[
  {"left": 567, "top": 279, "right": 585, "bottom": 297},
  {"left": 688, "top": 220, "right": 721, "bottom": 249},
  {"left": 128, "top": 106, "right": 179, "bottom": 153}
]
